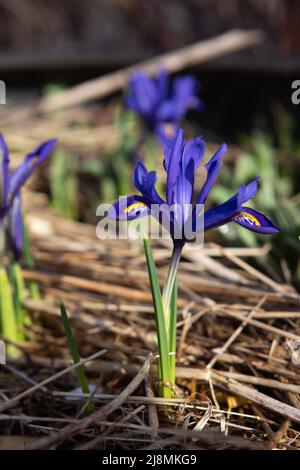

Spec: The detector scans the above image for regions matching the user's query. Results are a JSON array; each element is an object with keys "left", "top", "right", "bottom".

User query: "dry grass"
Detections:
[{"left": 0, "top": 197, "right": 299, "bottom": 450}]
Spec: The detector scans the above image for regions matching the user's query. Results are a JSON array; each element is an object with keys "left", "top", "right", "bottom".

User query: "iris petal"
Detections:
[
  {"left": 171, "top": 75, "right": 204, "bottom": 118},
  {"left": 236, "top": 177, "right": 259, "bottom": 206},
  {"left": 196, "top": 143, "right": 227, "bottom": 206},
  {"left": 182, "top": 136, "right": 205, "bottom": 196},
  {"left": 156, "top": 68, "right": 168, "bottom": 102},
  {"left": 156, "top": 101, "right": 178, "bottom": 124},
  {"left": 177, "top": 136, "right": 205, "bottom": 220},
  {"left": 7, "top": 191, "right": 23, "bottom": 258},
  {"left": 0, "top": 133, "right": 9, "bottom": 209},
  {"left": 126, "top": 72, "right": 162, "bottom": 120},
  {"left": 9, "top": 139, "right": 57, "bottom": 204},
  {"left": 233, "top": 207, "right": 279, "bottom": 234},
  {"left": 132, "top": 161, "right": 164, "bottom": 205},
  {"left": 164, "top": 129, "right": 185, "bottom": 206},
  {"left": 164, "top": 130, "right": 205, "bottom": 225}
]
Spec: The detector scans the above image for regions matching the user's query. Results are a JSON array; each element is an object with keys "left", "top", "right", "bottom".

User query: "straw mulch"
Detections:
[{"left": 0, "top": 196, "right": 299, "bottom": 450}]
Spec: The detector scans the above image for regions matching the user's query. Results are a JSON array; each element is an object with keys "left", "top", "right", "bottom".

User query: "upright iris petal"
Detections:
[
  {"left": 196, "top": 143, "right": 227, "bottom": 205},
  {"left": 133, "top": 161, "right": 164, "bottom": 205},
  {"left": 129, "top": 74, "right": 157, "bottom": 117},
  {"left": 164, "top": 129, "right": 185, "bottom": 206},
  {"left": 170, "top": 75, "right": 203, "bottom": 118},
  {"left": 109, "top": 129, "right": 279, "bottom": 243},
  {"left": 156, "top": 68, "right": 169, "bottom": 103},
  {"left": 181, "top": 136, "right": 206, "bottom": 205},
  {"left": 7, "top": 191, "right": 23, "bottom": 259},
  {"left": 0, "top": 133, "right": 9, "bottom": 209},
  {"left": 168, "top": 131, "right": 205, "bottom": 225}
]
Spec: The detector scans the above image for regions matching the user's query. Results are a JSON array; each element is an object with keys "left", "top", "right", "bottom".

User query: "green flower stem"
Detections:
[
  {"left": 143, "top": 238, "right": 173, "bottom": 398},
  {"left": 162, "top": 245, "right": 182, "bottom": 391},
  {"left": 60, "top": 300, "right": 95, "bottom": 413}
]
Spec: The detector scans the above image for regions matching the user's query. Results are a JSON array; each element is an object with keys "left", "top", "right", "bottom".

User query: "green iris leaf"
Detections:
[{"left": 60, "top": 300, "right": 95, "bottom": 413}]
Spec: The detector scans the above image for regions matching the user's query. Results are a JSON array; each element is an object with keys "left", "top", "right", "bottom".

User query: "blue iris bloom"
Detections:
[
  {"left": 109, "top": 129, "right": 279, "bottom": 247},
  {"left": 0, "top": 134, "right": 57, "bottom": 258},
  {"left": 125, "top": 69, "right": 203, "bottom": 140}
]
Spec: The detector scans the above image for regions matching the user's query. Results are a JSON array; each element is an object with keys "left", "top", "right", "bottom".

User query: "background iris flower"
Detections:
[
  {"left": 109, "top": 128, "right": 279, "bottom": 246},
  {"left": 125, "top": 69, "right": 203, "bottom": 140},
  {"left": 0, "top": 134, "right": 57, "bottom": 258}
]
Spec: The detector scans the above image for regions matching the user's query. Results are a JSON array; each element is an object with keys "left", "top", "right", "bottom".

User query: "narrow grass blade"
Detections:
[
  {"left": 143, "top": 238, "right": 172, "bottom": 397},
  {"left": 60, "top": 300, "right": 95, "bottom": 412}
]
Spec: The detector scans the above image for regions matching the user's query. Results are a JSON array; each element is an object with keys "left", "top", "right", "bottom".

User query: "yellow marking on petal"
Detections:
[
  {"left": 235, "top": 211, "right": 261, "bottom": 226},
  {"left": 124, "top": 201, "right": 148, "bottom": 214}
]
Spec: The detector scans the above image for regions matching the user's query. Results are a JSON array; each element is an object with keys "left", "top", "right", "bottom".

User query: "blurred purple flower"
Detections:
[
  {"left": 125, "top": 69, "right": 203, "bottom": 140},
  {"left": 0, "top": 134, "right": 57, "bottom": 257},
  {"left": 109, "top": 129, "right": 279, "bottom": 247}
]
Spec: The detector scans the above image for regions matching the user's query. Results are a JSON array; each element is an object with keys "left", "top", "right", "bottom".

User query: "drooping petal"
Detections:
[
  {"left": 108, "top": 195, "right": 151, "bottom": 221},
  {"left": 7, "top": 191, "right": 23, "bottom": 258},
  {"left": 9, "top": 139, "right": 57, "bottom": 204},
  {"left": 203, "top": 177, "right": 259, "bottom": 231},
  {"left": 0, "top": 133, "right": 9, "bottom": 209},
  {"left": 196, "top": 143, "right": 227, "bottom": 206},
  {"left": 232, "top": 207, "right": 279, "bottom": 234},
  {"left": 132, "top": 161, "right": 164, "bottom": 205}
]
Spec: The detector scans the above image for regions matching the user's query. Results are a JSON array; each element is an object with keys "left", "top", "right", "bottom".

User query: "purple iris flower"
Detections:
[
  {"left": 125, "top": 69, "right": 203, "bottom": 140},
  {"left": 0, "top": 134, "right": 57, "bottom": 258},
  {"left": 109, "top": 129, "right": 279, "bottom": 247}
]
